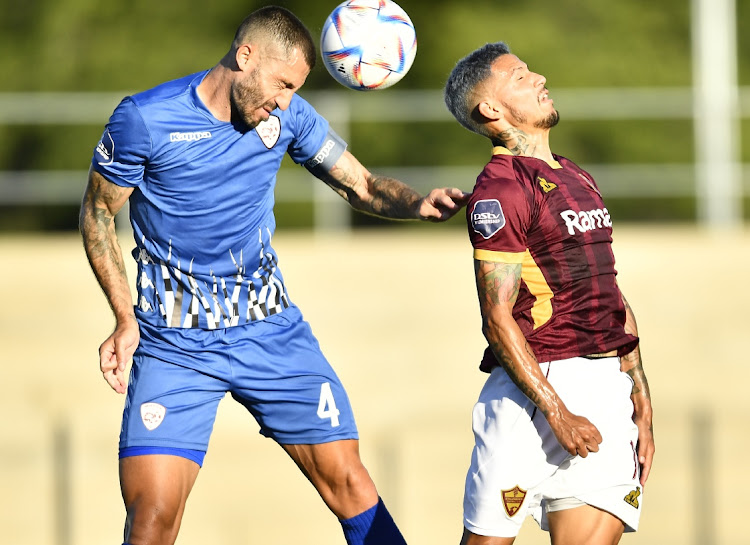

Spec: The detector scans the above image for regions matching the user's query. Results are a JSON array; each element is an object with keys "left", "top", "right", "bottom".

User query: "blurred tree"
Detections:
[{"left": 0, "top": 0, "right": 746, "bottom": 230}]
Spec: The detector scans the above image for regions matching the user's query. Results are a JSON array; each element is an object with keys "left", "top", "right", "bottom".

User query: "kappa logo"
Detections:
[
  {"left": 501, "top": 485, "right": 527, "bottom": 517},
  {"left": 95, "top": 129, "right": 114, "bottom": 165},
  {"left": 471, "top": 199, "right": 506, "bottom": 239},
  {"left": 169, "top": 131, "right": 212, "bottom": 143},
  {"left": 624, "top": 486, "right": 641, "bottom": 509},
  {"left": 538, "top": 176, "right": 557, "bottom": 193},
  {"left": 256, "top": 115, "right": 280, "bottom": 149},
  {"left": 140, "top": 402, "right": 166, "bottom": 431},
  {"left": 307, "top": 138, "right": 336, "bottom": 168}
]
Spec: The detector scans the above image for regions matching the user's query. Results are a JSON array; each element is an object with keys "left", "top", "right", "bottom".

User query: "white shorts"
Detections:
[{"left": 463, "top": 357, "right": 643, "bottom": 537}]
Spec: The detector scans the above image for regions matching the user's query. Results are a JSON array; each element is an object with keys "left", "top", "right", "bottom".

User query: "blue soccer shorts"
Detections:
[{"left": 119, "top": 305, "right": 358, "bottom": 462}]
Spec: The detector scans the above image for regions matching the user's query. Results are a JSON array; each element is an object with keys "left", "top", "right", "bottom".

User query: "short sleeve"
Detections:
[
  {"left": 91, "top": 97, "right": 151, "bottom": 187},
  {"left": 285, "top": 95, "right": 334, "bottom": 165},
  {"left": 467, "top": 174, "right": 533, "bottom": 255}
]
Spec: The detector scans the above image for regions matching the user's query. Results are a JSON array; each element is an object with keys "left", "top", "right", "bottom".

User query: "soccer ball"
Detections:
[{"left": 320, "top": 0, "right": 417, "bottom": 91}]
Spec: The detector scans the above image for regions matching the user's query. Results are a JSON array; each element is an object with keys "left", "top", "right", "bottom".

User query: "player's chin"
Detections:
[{"left": 242, "top": 110, "right": 268, "bottom": 129}]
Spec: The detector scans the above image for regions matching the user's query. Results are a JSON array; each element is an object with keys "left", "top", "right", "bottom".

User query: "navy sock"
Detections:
[{"left": 340, "top": 497, "right": 407, "bottom": 545}]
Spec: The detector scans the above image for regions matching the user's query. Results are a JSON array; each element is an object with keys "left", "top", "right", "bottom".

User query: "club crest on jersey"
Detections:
[
  {"left": 538, "top": 176, "right": 557, "bottom": 193},
  {"left": 256, "top": 115, "right": 280, "bottom": 149},
  {"left": 95, "top": 129, "right": 114, "bottom": 165},
  {"left": 140, "top": 402, "right": 166, "bottom": 431},
  {"left": 501, "top": 485, "right": 527, "bottom": 517},
  {"left": 471, "top": 199, "right": 506, "bottom": 239}
]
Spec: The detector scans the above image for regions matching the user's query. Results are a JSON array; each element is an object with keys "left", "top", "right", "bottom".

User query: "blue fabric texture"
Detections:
[
  {"left": 119, "top": 446, "right": 206, "bottom": 466},
  {"left": 340, "top": 498, "right": 407, "bottom": 545}
]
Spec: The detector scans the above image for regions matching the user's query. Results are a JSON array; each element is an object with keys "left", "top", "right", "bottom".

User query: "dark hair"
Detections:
[
  {"left": 233, "top": 6, "right": 316, "bottom": 70},
  {"left": 444, "top": 42, "right": 511, "bottom": 135}
]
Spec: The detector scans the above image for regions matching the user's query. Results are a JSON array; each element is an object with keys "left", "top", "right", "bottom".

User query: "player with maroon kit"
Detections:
[{"left": 443, "top": 42, "right": 655, "bottom": 545}]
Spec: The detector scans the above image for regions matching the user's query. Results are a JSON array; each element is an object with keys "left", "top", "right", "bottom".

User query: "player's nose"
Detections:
[{"left": 275, "top": 89, "right": 296, "bottom": 111}]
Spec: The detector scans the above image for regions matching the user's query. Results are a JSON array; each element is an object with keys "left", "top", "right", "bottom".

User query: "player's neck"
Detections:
[
  {"left": 492, "top": 126, "right": 554, "bottom": 164},
  {"left": 196, "top": 62, "right": 234, "bottom": 122}
]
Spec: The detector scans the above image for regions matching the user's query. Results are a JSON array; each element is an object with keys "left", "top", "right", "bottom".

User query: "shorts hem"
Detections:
[
  {"left": 264, "top": 430, "right": 359, "bottom": 445},
  {"left": 119, "top": 438, "right": 208, "bottom": 451},
  {"left": 463, "top": 522, "right": 519, "bottom": 539},
  {"left": 577, "top": 498, "right": 640, "bottom": 533}
]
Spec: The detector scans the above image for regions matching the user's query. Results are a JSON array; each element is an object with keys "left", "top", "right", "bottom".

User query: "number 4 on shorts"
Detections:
[{"left": 317, "top": 382, "right": 340, "bottom": 427}]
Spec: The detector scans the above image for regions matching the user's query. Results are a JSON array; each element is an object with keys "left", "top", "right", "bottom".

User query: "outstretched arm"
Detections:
[
  {"left": 619, "top": 293, "right": 655, "bottom": 486},
  {"left": 79, "top": 167, "right": 139, "bottom": 394},
  {"left": 315, "top": 150, "right": 470, "bottom": 222},
  {"left": 475, "top": 258, "right": 602, "bottom": 457}
]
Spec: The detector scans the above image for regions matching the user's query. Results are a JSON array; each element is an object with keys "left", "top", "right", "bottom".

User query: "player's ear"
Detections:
[
  {"left": 235, "top": 43, "right": 258, "bottom": 72},
  {"left": 477, "top": 100, "right": 502, "bottom": 122}
]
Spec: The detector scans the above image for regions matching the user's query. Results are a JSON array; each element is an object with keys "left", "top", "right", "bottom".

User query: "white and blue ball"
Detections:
[{"left": 320, "top": 0, "right": 417, "bottom": 91}]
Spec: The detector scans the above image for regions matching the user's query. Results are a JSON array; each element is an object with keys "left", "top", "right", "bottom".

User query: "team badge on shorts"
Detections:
[
  {"left": 624, "top": 486, "right": 641, "bottom": 508},
  {"left": 471, "top": 199, "right": 506, "bottom": 239},
  {"left": 256, "top": 115, "right": 281, "bottom": 149},
  {"left": 140, "top": 402, "right": 166, "bottom": 431},
  {"left": 501, "top": 485, "right": 527, "bottom": 517}
]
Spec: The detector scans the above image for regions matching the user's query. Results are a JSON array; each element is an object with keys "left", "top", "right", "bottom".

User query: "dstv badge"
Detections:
[{"left": 471, "top": 199, "right": 506, "bottom": 239}]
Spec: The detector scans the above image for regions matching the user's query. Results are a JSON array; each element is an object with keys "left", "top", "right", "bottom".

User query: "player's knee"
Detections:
[
  {"left": 318, "top": 456, "right": 371, "bottom": 491},
  {"left": 125, "top": 499, "right": 183, "bottom": 545},
  {"left": 341, "top": 461, "right": 374, "bottom": 493}
]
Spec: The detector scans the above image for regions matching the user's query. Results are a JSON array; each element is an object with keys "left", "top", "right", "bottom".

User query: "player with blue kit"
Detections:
[{"left": 79, "top": 6, "right": 469, "bottom": 545}]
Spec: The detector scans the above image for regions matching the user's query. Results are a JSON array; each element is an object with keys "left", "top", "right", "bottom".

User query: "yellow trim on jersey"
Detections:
[
  {"left": 491, "top": 146, "right": 562, "bottom": 170},
  {"left": 492, "top": 146, "right": 515, "bottom": 157},
  {"left": 474, "top": 249, "right": 525, "bottom": 263},
  {"left": 474, "top": 248, "right": 553, "bottom": 330},
  {"left": 521, "top": 250, "right": 553, "bottom": 329}
]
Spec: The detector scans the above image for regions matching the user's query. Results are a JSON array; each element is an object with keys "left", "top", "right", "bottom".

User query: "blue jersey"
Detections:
[{"left": 92, "top": 70, "right": 340, "bottom": 329}]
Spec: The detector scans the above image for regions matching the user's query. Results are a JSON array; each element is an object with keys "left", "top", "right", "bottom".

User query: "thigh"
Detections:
[
  {"left": 542, "top": 358, "right": 642, "bottom": 532},
  {"left": 547, "top": 504, "right": 624, "bottom": 545},
  {"left": 120, "top": 351, "right": 227, "bottom": 452},
  {"left": 463, "top": 364, "right": 567, "bottom": 538},
  {"left": 120, "top": 454, "right": 201, "bottom": 544},
  {"left": 460, "top": 527, "right": 516, "bottom": 545},
  {"left": 228, "top": 310, "right": 359, "bottom": 444}
]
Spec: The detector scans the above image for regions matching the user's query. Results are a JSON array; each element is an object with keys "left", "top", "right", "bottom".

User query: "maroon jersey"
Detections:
[{"left": 467, "top": 147, "right": 638, "bottom": 372}]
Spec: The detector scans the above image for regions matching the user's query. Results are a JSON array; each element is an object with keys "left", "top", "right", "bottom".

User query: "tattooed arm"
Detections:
[
  {"left": 475, "top": 258, "right": 602, "bottom": 457},
  {"left": 79, "top": 167, "right": 139, "bottom": 394},
  {"left": 620, "top": 294, "right": 655, "bottom": 486},
  {"left": 315, "top": 150, "right": 469, "bottom": 222}
]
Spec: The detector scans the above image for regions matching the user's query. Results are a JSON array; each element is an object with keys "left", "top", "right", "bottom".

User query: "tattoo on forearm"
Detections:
[
  {"left": 80, "top": 174, "right": 132, "bottom": 317},
  {"left": 366, "top": 175, "right": 421, "bottom": 218},
  {"left": 623, "top": 347, "right": 651, "bottom": 398},
  {"left": 476, "top": 261, "right": 550, "bottom": 411},
  {"left": 489, "top": 337, "right": 546, "bottom": 410},
  {"left": 619, "top": 294, "right": 651, "bottom": 401}
]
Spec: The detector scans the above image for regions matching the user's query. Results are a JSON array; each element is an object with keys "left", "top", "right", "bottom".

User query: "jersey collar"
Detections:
[{"left": 492, "top": 146, "right": 562, "bottom": 170}]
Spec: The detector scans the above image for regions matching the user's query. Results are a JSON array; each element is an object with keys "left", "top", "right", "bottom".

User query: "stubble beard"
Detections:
[
  {"left": 503, "top": 101, "right": 560, "bottom": 130},
  {"left": 534, "top": 109, "right": 560, "bottom": 129},
  {"left": 230, "top": 68, "right": 265, "bottom": 129}
]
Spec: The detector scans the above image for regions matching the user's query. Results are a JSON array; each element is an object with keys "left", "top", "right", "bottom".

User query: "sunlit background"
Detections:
[{"left": 1, "top": 1, "right": 748, "bottom": 544}]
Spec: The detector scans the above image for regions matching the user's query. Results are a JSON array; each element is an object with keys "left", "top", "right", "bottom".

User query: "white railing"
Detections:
[{"left": 1, "top": 87, "right": 748, "bottom": 229}]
